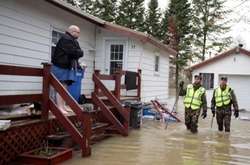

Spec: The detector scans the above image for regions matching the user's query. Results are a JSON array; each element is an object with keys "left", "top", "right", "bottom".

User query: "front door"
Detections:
[{"left": 105, "top": 41, "right": 126, "bottom": 74}]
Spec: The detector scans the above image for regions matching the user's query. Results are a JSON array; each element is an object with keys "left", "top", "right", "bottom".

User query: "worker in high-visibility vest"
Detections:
[
  {"left": 180, "top": 75, "right": 207, "bottom": 133},
  {"left": 211, "top": 77, "right": 239, "bottom": 132}
]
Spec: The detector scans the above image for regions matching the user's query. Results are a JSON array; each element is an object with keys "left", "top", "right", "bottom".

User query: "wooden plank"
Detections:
[
  {"left": 152, "top": 100, "right": 181, "bottom": 122},
  {"left": 114, "top": 72, "right": 122, "bottom": 100},
  {"left": 0, "top": 94, "right": 42, "bottom": 105},
  {"left": 120, "top": 96, "right": 140, "bottom": 101},
  {"left": 156, "top": 101, "right": 181, "bottom": 122},
  {"left": 0, "top": 114, "right": 41, "bottom": 120},
  {"left": 93, "top": 74, "right": 129, "bottom": 121},
  {"left": 10, "top": 119, "right": 44, "bottom": 128},
  {"left": 41, "top": 63, "right": 50, "bottom": 119},
  {"left": 0, "top": 65, "right": 43, "bottom": 76},
  {"left": 98, "top": 74, "right": 115, "bottom": 80},
  {"left": 92, "top": 93, "right": 126, "bottom": 136}
]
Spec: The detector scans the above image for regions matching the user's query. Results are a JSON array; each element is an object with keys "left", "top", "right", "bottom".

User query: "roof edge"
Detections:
[
  {"left": 45, "top": 0, "right": 177, "bottom": 56},
  {"left": 45, "top": 0, "right": 105, "bottom": 26},
  {"left": 104, "top": 22, "right": 177, "bottom": 56},
  {"left": 188, "top": 47, "right": 250, "bottom": 71}
]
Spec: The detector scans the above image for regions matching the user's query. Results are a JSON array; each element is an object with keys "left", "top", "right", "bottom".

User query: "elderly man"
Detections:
[
  {"left": 211, "top": 77, "right": 239, "bottom": 132},
  {"left": 51, "top": 25, "right": 83, "bottom": 114},
  {"left": 180, "top": 75, "right": 207, "bottom": 134}
]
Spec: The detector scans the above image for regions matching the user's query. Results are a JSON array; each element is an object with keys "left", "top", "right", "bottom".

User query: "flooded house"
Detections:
[
  {"left": 0, "top": 0, "right": 176, "bottom": 164},
  {"left": 0, "top": 0, "right": 176, "bottom": 102}
]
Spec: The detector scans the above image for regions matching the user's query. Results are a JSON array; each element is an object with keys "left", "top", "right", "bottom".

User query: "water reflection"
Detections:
[{"left": 63, "top": 111, "right": 250, "bottom": 165}]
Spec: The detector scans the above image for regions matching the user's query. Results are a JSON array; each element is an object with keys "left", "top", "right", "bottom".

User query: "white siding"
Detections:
[
  {"left": 95, "top": 28, "right": 129, "bottom": 73},
  {"left": 192, "top": 53, "right": 250, "bottom": 109},
  {"left": 0, "top": 1, "right": 171, "bottom": 102},
  {"left": 140, "top": 44, "right": 169, "bottom": 102},
  {"left": 95, "top": 28, "right": 170, "bottom": 101},
  {"left": 0, "top": 0, "right": 96, "bottom": 95},
  {"left": 95, "top": 28, "right": 128, "bottom": 91}
]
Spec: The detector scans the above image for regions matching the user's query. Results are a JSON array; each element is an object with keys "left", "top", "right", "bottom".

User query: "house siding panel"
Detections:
[
  {"left": 0, "top": 0, "right": 96, "bottom": 96},
  {"left": 141, "top": 44, "right": 169, "bottom": 102},
  {"left": 95, "top": 29, "right": 170, "bottom": 101}
]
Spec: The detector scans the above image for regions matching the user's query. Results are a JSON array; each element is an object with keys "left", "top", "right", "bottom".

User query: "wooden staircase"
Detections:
[
  {"left": 46, "top": 71, "right": 92, "bottom": 157},
  {"left": 0, "top": 63, "right": 142, "bottom": 163},
  {"left": 92, "top": 70, "right": 130, "bottom": 136}
]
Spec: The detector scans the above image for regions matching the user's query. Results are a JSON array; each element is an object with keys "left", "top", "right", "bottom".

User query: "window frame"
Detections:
[
  {"left": 51, "top": 29, "right": 64, "bottom": 58},
  {"left": 109, "top": 44, "right": 124, "bottom": 75},
  {"left": 154, "top": 55, "right": 160, "bottom": 73},
  {"left": 199, "top": 73, "right": 214, "bottom": 90}
]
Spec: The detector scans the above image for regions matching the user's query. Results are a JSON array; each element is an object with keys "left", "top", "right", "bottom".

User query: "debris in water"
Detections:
[{"left": 239, "top": 116, "right": 250, "bottom": 121}]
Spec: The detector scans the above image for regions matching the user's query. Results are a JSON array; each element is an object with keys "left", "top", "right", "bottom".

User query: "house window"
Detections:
[
  {"left": 51, "top": 30, "right": 64, "bottom": 57},
  {"left": 110, "top": 44, "right": 124, "bottom": 74},
  {"left": 200, "top": 73, "right": 214, "bottom": 89},
  {"left": 155, "top": 55, "right": 160, "bottom": 72}
]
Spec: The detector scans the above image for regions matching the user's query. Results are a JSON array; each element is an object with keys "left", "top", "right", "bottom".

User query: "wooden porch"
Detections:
[{"left": 0, "top": 63, "right": 141, "bottom": 164}]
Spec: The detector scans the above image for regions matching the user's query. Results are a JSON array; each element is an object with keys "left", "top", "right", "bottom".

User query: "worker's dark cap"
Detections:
[
  {"left": 221, "top": 77, "right": 228, "bottom": 81},
  {"left": 194, "top": 75, "right": 202, "bottom": 80}
]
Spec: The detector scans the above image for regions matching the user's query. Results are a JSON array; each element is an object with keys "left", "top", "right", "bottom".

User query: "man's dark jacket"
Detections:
[{"left": 52, "top": 32, "right": 83, "bottom": 69}]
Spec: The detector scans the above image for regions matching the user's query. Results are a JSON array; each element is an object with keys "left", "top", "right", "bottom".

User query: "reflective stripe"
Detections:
[
  {"left": 184, "top": 84, "right": 205, "bottom": 110},
  {"left": 215, "top": 86, "right": 231, "bottom": 108}
]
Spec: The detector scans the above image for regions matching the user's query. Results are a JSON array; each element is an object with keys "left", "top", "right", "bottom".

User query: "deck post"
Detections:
[
  {"left": 41, "top": 63, "right": 51, "bottom": 119},
  {"left": 94, "top": 70, "right": 101, "bottom": 94},
  {"left": 114, "top": 70, "right": 122, "bottom": 100},
  {"left": 93, "top": 70, "right": 100, "bottom": 110}
]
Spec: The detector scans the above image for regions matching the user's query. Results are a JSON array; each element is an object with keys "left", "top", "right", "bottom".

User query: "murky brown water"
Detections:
[{"left": 63, "top": 100, "right": 250, "bottom": 165}]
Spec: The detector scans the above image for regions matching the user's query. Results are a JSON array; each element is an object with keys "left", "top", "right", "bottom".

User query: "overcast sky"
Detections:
[{"left": 145, "top": 0, "right": 168, "bottom": 10}]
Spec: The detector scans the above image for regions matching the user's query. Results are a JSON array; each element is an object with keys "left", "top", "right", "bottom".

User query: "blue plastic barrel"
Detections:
[{"left": 68, "top": 69, "right": 84, "bottom": 102}]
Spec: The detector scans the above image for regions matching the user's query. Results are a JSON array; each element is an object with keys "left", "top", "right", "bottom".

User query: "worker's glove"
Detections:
[
  {"left": 179, "top": 81, "right": 184, "bottom": 88},
  {"left": 234, "top": 110, "right": 239, "bottom": 118},
  {"left": 201, "top": 111, "right": 207, "bottom": 119},
  {"left": 211, "top": 109, "right": 215, "bottom": 117}
]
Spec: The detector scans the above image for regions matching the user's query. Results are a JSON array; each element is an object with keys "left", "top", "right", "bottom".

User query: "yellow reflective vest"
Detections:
[
  {"left": 215, "top": 86, "right": 231, "bottom": 107},
  {"left": 184, "top": 84, "right": 205, "bottom": 110}
]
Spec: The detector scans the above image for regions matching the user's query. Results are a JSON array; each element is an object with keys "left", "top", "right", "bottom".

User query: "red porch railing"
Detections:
[
  {"left": 0, "top": 63, "right": 91, "bottom": 157},
  {"left": 113, "top": 69, "right": 142, "bottom": 100},
  {"left": 92, "top": 69, "right": 141, "bottom": 136},
  {"left": 0, "top": 64, "right": 142, "bottom": 163}
]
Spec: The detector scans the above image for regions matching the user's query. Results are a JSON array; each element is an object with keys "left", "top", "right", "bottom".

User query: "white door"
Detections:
[
  {"left": 105, "top": 41, "right": 126, "bottom": 75},
  {"left": 220, "top": 75, "right": 250, "bottom": 111}
]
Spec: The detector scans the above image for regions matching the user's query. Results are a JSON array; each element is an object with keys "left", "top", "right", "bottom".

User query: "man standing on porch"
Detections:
[{"left": 51, "top": 25, "right": 84, "bottom": 114}]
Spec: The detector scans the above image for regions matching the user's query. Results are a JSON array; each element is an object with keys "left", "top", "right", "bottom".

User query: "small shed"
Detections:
[{"left": 189, "top": 47, "right": 250, "bottom": 110}]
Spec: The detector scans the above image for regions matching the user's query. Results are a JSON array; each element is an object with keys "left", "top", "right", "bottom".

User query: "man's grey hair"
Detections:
[{"left": 67, "top": 25, "right": 80, "bottom": 33}]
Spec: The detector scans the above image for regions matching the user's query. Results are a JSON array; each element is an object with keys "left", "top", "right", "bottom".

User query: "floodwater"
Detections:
[{"left": 63, "top": 99, "right": 250, "bottom": 165}]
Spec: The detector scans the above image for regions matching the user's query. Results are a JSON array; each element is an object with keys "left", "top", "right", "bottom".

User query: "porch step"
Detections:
[
  {"left": 92, "top": 122, "right": 110, "bottom": 133},
  {"left": 105, "top": 125, "right": 120, "bottom": 134},
  {"left": 91, "top": 134, "right": 111, "bottom": 144},
  {"left": 120, "top": 96, "right": 140, "bottom": 101},
  {"left": 47, "top": 122, "right": 110, "bottom": 141},
  {"left": 46, "top": 122, "right": 111, "bottom": 149},
  {"left": 98, "top": 96, "right": 108, "bottom": 100},
  {"left": 86, "top": 109, "right": 101, "bottom": 114},
  {"left": 98, "top": 96, "right": 139, "bottom": 101}
]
